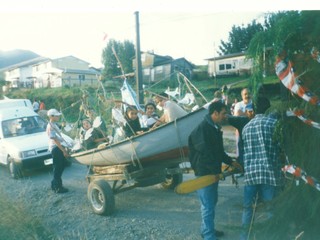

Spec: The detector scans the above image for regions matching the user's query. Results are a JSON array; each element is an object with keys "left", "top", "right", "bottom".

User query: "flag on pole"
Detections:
[{"left": 102, "top": 32, "right": 108, "bottom": 41}]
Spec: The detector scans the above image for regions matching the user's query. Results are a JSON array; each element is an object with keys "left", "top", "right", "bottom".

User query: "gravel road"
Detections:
[{"left": 0, "top": 125, "right": 245, "bottom": 240}]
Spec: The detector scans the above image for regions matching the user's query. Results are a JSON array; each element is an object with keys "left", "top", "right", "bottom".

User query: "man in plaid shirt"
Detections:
[{"left": 240, "top": 97, "right": 283, "bottom": 239}]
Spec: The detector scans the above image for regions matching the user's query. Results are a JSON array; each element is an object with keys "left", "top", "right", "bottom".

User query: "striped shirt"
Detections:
[{"left": 242, "top": 114, "right": 282, "bottom": 186}]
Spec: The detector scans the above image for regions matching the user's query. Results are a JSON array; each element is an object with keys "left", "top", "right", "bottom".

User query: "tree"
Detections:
[
  {"left": 247, "top": 11, "right": 320, "bottom": 239},
  {"left": 101, "top": 39, "right": 135, "bottom": 80},
  {"left": 218, "top": 20, "right": 264, "bottom": 55}
]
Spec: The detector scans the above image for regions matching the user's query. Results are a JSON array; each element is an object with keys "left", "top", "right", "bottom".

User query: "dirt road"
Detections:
[{"left": 0, "top": 125, "right": 246, "bottom": 240}]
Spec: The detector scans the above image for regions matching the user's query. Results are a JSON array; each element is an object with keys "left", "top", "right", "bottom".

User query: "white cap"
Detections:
[{"left": 47, "top": 109, "right": 62, "bottom": 117}]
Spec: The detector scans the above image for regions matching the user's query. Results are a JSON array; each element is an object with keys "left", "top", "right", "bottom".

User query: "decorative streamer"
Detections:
[
  {"left": 275, "top": 51, "right": 320, "bottom": 106},
  {"left": 286, "top": 109, "right": 320, "bottom": 130},
  {"left": 282, "top": 165, "right": 320, "bottom": 192}
]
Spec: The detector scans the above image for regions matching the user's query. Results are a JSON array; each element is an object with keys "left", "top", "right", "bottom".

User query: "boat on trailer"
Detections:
[
  {"left": 69, "top": 51, "right": 208, "bottom": 215},
  {"left": 70, "top": 105, "right": 207, "bottom": 216}
]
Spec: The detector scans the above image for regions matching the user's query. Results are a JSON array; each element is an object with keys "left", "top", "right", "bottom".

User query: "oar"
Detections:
[{"left": 175, "top": 167, "right": 241, "bottom": 194}]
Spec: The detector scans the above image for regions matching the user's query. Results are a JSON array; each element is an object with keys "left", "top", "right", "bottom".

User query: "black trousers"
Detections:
[{"left": 51, "top": 146, "right": 67, "bottom": 190}]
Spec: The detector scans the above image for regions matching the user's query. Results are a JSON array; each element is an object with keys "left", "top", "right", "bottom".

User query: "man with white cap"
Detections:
[{"left": 46, "top": 109, "right": 70, "bottom": 193}]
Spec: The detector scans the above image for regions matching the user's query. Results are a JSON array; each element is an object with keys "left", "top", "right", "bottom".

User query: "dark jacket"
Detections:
[
  {"left": 124, "top": 117, "right": 142, "bottom": 138},
  {"left": 84, "top": 129, "right": 105, "bottom": 150},
  {"left": 188, "top": 114, "right": 233, "bottom": 176}
]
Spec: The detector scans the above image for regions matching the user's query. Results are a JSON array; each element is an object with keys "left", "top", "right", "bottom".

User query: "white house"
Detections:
[
  {"left": 207, "top": 52, "right": 253, "bottom": 77},
  {"left": 3, "top": 56, "right": 101, "bottom": 89}
]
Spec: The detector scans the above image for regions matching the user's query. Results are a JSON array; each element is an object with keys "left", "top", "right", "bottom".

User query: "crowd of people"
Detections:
[
  {"left": 189, "top": 88, "right": 284, "bottom": 240},
  {"left": 44, "top": 87, "right": 283, "bottom": 240},
  {"left": 45, "top": 91, "right": 190, "bottom": 194}
]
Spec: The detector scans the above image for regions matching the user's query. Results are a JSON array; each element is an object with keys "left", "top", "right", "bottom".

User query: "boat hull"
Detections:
[{"left": 71, "top": 107, "right": 207, "bottom": 167}]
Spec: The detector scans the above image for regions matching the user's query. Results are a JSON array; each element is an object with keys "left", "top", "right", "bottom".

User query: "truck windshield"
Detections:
[{"left": 1, "top": 116, "right": 47, "bottom": 138}]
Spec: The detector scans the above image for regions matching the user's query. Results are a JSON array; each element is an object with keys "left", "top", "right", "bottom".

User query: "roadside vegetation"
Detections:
[{"left": 0, "top": 184, "right": 52, "bottom": 240}]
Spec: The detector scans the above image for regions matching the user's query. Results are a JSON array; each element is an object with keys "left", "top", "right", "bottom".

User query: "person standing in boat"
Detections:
[
  {"left": 85, "top": 108, "right": 108, "bottom": 132},
  {"left": 152, "top": 92, "right": 187, "bottom": 128},
  {"left": 80, "top": 119, "right": 109, "bottom": 150},
  {"left": 140, "top": 102, "right": 160, "bottom": 129},
  {"left": 188, "top": 101, "right": 243, "bottom": 240},
  {"left": 123, "top": 105, "right": 146, "bottom": 138}
]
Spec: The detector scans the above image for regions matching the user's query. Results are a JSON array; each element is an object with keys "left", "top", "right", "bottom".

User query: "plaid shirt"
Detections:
[{"left": 242, "top": 114, "right": 282, "bottom": 186}]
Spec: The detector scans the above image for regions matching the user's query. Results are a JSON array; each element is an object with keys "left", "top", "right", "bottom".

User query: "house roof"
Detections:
[
  {"left": 53, "top": 55, "right": 90, "bottom": 64},
  {"left": 205, "top": 52, "right": 246, "bottom": 61},
  {"left": 58, "top": 68, "right": 100, "bottom": 75},
  {"left": 172, "top": 57, "right": 194, "bottom": 68}
]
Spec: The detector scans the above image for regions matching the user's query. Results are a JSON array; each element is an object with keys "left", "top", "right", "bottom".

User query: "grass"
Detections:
[{"left": 0, "top": 184, "right": 53, "bottom": 240}]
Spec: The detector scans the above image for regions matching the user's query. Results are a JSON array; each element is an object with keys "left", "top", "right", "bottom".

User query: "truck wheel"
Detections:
[
  {"left": 87, "top": 179, "right": 115, "bottom": 216},
  {"left": 161, "top": 172, "right": 183, "bottom": 190},
  {"left": 8, "top": 158, "right": 23, "bottom": 179}
]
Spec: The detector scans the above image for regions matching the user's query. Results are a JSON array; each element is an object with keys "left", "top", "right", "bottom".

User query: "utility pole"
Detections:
[
  {"left": 213, "top": 42, "right": 218, "bottom": 88},
  {"left": 134, "top": 11, "right": 144, "bottom": 104}
]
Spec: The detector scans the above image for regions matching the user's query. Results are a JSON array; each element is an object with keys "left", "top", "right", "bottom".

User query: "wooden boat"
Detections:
[{"left": 71, "top": 106, "right": 207, "bottom": 168}]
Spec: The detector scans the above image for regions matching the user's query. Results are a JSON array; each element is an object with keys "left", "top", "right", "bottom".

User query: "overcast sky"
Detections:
[{"left": 1, "top": 0, "right": 319, "bottom": 67}]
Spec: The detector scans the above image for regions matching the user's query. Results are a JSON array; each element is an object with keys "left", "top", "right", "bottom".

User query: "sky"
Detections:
[{"left": 1, "top": 0, "right": 319, "bottom": 67}]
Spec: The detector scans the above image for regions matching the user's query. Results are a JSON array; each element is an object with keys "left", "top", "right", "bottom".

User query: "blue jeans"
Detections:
[
  {"left": 240, "top": 184, "right": 275, "bottom": 240},
  {"left": 197, "top": 182, "right": 219, "bottom": 240}
]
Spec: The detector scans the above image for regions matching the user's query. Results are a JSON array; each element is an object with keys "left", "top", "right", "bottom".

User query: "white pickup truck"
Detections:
[{"left": 0, "top": 106, "right": 53, "bottom": 178}]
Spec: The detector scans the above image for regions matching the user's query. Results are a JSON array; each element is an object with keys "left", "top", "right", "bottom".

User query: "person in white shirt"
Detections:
[
  {"left": 46, "top": 109, "right": 70, "bottom": 194},
  {"left": 233, "top": 88, "right": 252, "bottom": 116},
  {"left": 32, "top": 99, "right": 40, "bottom": 113},
  {"left": 233, "top": 88, "right": 252, "bottom": 158},
  {"left": 140, "top": 102, "right": 160, "bottom": 129},
  {"left": 152, "top": 92, "right": 187, "bottom": 128}
]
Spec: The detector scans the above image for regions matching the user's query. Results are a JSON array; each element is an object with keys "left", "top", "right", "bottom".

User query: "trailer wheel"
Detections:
[
  {"left": 8, "top": 157, "right": 23, "bottom": 179},
  {"left": 87, "top": 179, "right": 115, "bottom": 216},
  {"left": 161, "top": 172, "right": 183, "bottom": 190}
]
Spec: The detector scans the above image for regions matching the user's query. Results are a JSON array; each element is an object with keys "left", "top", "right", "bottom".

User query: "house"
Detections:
[
  {"left": 207, "top": 52, "right": 253, "bottom": 77},
  {"left": 132, "top": 52, "right": 194, "bottom": 84},
  {"left": 2, "top": 55, "right": 101, "bottom": 89},
  {"left": 2, "top": 57, "right": 49, "bottom": 88}
]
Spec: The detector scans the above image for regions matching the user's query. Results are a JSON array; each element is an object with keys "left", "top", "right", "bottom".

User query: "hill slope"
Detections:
[{"left": 0, "top": 49, "right": 40, "bottom": 69}]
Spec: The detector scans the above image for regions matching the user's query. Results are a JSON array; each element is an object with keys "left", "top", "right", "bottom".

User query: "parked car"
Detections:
[
  {"left": 0, "top": 106, "right": 53, "bottom": 178},
  {"left": 0, "top": 97, "right": 33, "bottom": 110}
]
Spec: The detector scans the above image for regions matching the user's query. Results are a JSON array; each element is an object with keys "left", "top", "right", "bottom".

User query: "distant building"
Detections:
[
  {"left": 2, "top": 55, "right": 100, "bottom": 89},
  {"left": 132, "top": 52, "right": 194, "bottom": 84},
  {"left": 207, "top": 52, "right": 253, "bottom": 77}
]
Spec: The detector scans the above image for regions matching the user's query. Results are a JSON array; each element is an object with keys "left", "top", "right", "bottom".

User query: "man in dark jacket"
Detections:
[{"left": 189, "top": 100, "right": 242, "bottom": 240}]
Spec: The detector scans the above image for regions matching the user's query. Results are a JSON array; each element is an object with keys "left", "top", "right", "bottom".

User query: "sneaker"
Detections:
[
  {"left": 215, "top": 230, "right": 224, "bottom": 237},
  {"left": 54, "top": 187, "right": 69, "bottom": 194}
]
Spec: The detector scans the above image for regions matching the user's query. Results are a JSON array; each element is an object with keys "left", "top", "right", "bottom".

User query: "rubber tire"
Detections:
[
  {"left": 161, "top": 172, "right": 183, "bottom": 190},
  {"left": 8, "top": 158, "right": 23, "bottom": 179},
  {"left": 87, "top": 179, "right": 115, "bottom": 216}
]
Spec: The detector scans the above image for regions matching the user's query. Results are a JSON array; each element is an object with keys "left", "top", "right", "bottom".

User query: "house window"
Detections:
[
  {"left": 226, "top": 64, "right": 232, "bottom": 70},
  {"left": 219, "top": 64, "right": 225, "bottom": 71},
  {"left": 78, "top": 75, "right": 85, "bottom": 80}
]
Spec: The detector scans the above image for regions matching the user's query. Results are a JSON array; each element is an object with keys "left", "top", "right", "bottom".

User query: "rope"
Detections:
[
  {"left": 247, "top": 192, "right": 259, "bottom": 240},
  {"left": 128, "top": 137, "right": 143, "bottom": 169}
]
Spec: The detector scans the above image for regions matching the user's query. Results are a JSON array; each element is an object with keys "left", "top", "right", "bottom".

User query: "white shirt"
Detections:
[
  {"left": 33, "top": 101, "right": 39, "bottom": 111},
  {"left": 234, "top": 100, "right": 252, "bottom": 116},
  {"left": 163, "top": 100, "right": 187, "bottom": 122}
]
